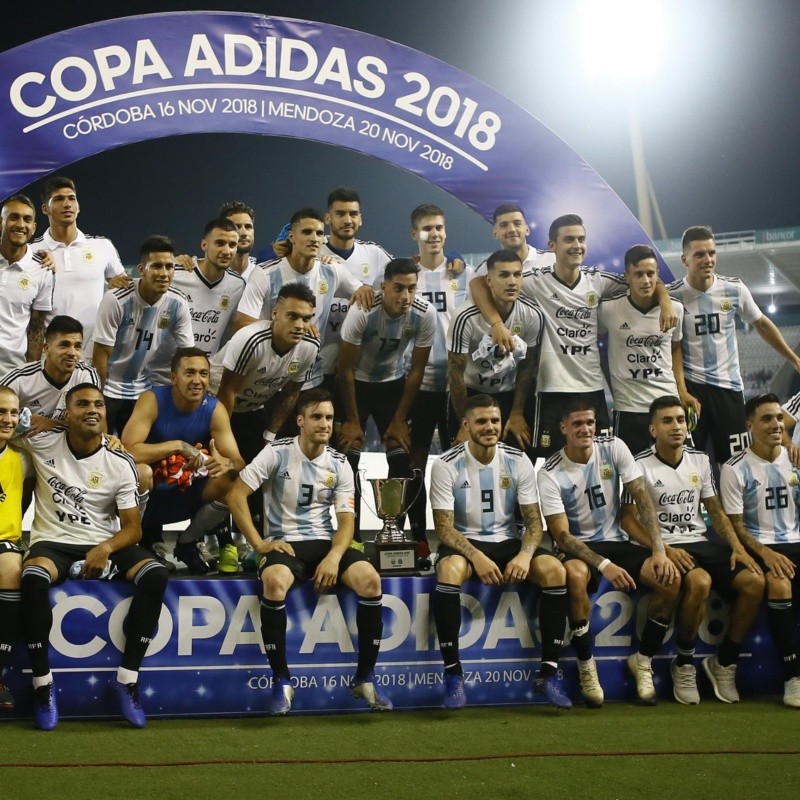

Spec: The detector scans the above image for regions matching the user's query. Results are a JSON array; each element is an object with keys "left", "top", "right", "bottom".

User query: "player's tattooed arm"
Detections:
[
  {"left": 704, "top": 496, "right": 762, "bottom": 574},
  {"left": 547, "top": 518, "right": 604, "bottom": 569},
  {"left": 624, "top": 477, "right": 665, "bottom": 553},
  {"left": 266, "top": 382, "right": 302, "bottom": 436},
  {"left": 433, "top": 509, "right": 479, "bottom": 560},
  {"left": 728, "top": 513, "right": 794, "bottom": 579},
  {"left": 447, "top": 352, "right": 469, "bottom": 420},
  {"left": 26, "top": 309, "right": 47, "bottom": 362},
  {"left": 519, "top": 502, "right": 544, "bottom": 554}
]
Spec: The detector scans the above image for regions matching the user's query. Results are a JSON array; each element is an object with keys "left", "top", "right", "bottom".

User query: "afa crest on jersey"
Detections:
[
  {"left": 789, "top": 472, "right": 799, "bottom": 487},
  {"left": 720, "top": 298, "right": 733, "bottom": 312},
  {"left": 499, "top": 474, "right": 512, "bottom": 490},
  {"left": 318, "top": 281, "right": 329, "bottom": 294},
  {"left": 586, "top": 291, "right": 598, "bottom": 307},
  {"left": 220, "top": 294, "right": 230, "bottom": 310},
  {"left": 511, "top": 322, "right": 523, "bottom": 335},
  {"left": 17, "top": 274, "right": 30, "bottom": 290},
  {"left": 689, "top": 472, "right": 701, "bottom": 487},
  {"left": 87, "top": 471, "right": 103, "bottom": 489},
  {"left": 83, "top": 250, "right": 94, "bottom": 263},
  {"left": 600, "top": 464, "right": 613, "bottom": 480},
  {"left": 361, "top": 263, "right": 370, "bottom": 277},
  {"left": 287, "top": 360, "right": 301, "bottom": 375},
  {"left": 324, "top": 473, "right": 336, "bottom": 488},
  {"left": 449, "top": 279, "right": 459, "bottom": 292},
  {"left": 158, "top": 313, "right": 170, "bottom": 329}
]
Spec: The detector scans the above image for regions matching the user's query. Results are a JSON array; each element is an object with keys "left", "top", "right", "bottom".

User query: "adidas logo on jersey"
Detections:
[
  {"left": 619, "top": 322, "right": 631, "bottom": 329},
  {"left": 654, "top": 479, "right": 664, "bottom": 487},
  {"left": 45, "top": 459, "right": 55, "bottom": 467},
  {"left": 257, "top": 367, "right": 267, "bottom": 374},
  {"left": 29, "top": 399, "right": 41, "bottom": 407},
  {"left": 460, "top": 480, "right": 471, "bottom": 488},
  {"left": 279, "top": 470, "right": 291, "bottom": 479},
  {"left": 549, "top": 292, "right": 559, "bottom": 299},
  {"left": 752, "top": 479, "right": 760, "bottom": 487}
]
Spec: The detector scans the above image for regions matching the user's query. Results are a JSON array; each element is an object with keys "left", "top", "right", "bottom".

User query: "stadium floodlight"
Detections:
[
  {"left": 580, "top": 0, "right": 665, "bottom": 83},
  {"left": 768, "top": 297, "right": 777, "bottom": 314}
]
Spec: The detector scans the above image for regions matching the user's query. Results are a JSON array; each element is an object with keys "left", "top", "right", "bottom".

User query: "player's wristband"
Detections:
[
  {"left": 597, "top": 558, "right": 611, "bottom": 573},
  {"left": 263, "top": 431, "right": 276, "bottom": 443}
]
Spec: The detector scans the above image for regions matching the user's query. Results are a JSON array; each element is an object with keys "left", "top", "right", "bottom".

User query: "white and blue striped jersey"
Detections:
[
  {"left": 520, "top": 265, "right": 625, "bottom": 393},
  {"left": 340, "top": 294, "right": 436, "bottom": 383},
  {"left": 237, "top": 256, "right": 363, "bottom": 388},
  {"left": 0, "top": 245, "right": 55, "bottom": 375},
  {"left": 782, "top": 391, "right": 800, "bottom": 446},
  {"left": 630, "top": 446, "right": 715, "bottom": 544},
  {"left": 0, "top": 360, "right": 100, "bottom": 421},
  {"left": 319, "top": 238, "right": 392, "bottom": 375},
  {"left": 19, "top": 429, "right": 139, "bottom": 547},
  {"left": 598, "top": 294, "right": 684, "bottom": 413},
  {"left": 171, "top": 265, "right": 246, "bottom": 356},
  {"left": 93, "top": 280, "right": 195, "bottom": 399},
  {"left": 239, "top": 437, "right": 355, "bottom": 542},
  {"left": 415, "top": 259, "right": 474, "bottom": 392},
  {"left": 668, "top": 275, "right": 761, "bottom": 392},
  {"left": 221, "top": 321, "right": 319, "bottom": 413},
  {"left": 430, "top": 442, "right": 538, "bottom": 542},
  {"left": 447, "top": 298, "right": 543, "bottom": 394},
  {"left": 538, "top": 436, "right": 641, "bottom": 543},
  {"left": 720, "top": 447, "right": 800, "bottom": 545}
]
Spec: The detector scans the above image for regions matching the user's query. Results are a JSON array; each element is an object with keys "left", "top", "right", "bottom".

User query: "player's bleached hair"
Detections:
[
  {"left": 744, "top": 392, "right": 781, "bottom": 420},
  {"left": 139, "top": 235, "right": 175, "bottom": 262},
  {"left": 486, "top": 249, "right": 522, "bottom": 272},
  {"left": 219, "top": 200, "right": 254, "bottom": 220},
  {"left": 648, "top": 395, "right": 684, "bottom": 423},
  {"left": 548, "top": 213, "right": 584, "bottom": 243},
  {"left": 681, "top": 226, "right": 715, "bottom": 252},
  {"left": 492, "top": 204, "right": 526, "bottom": 224},
  {"left": 624, "top": 244, "right": 657, "bottom": 269},
  {"left": 290, "top": 207, "right": 325, "bottom": 226},
  {"left": 410, "top": 203, "right": 444, "bottom": 229},
  {"left": 45, "top": 315, "right": 84, "bottom": 341},
  {"left": 203, "top": 217, "right": 237, "bottom": 237},
  {"left": 171, "top": 347, "right": 210, "bottom": 373},
  {"left": 383, "top": 257, "right": 419, "bottom": 282},
  {"left": 327, "top": 187, "right": 361, "bottom": 207},
  {"left": 277, "top": 282, "right": 316, "bottom": 307},
  {"left": 560, "top": 398, "right": 596, "bottom": 422},
  {"left": 41, "top": 176, "right": 76, "bottom": 205}
]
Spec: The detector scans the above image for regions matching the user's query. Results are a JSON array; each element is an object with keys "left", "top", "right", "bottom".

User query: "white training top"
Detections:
[
  {"left": 721, "top": 446, "right": 800, "bottom": 545},
  {"left": 93, "top": 281, "right": 195, "bottom": 399},
  {"left": 598, "top": 294, "right": 684, "bottom": 413},
  {"left": 340, "top": 294, "right": 436, "bottom": 383},
  {"left": 538, "top": 435, "right": 640, "bottom": 543},
  {"left": 669, "top": 274, "right": 762, "bottom": 392},
  {"left": 430, "top": 441, "right": 538, "bottom": 542},
  {"left": 20, "top": 429, "right": 139, "bottom": 547},
  {"left": 631, "top": 446, "right": 715, "bottom": 544},
  {"left": 221, "top": 321, "right": 320, "bottom": 413},
  {"left": 239, "top": 436, "right": 355, "bottom": 542},
  {"left": 171, "top": 265, "right": 246, "bottom": 356}
]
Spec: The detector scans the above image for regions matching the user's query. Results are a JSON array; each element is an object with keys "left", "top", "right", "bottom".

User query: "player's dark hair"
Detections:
[
  {"left": 410, "top": 203, "right": 444, "bottom": 229},
  {"left": 65, "top": 382, "right": 103, "bottom": 405},
  {"left": 327, "top": 187, "right": 361, "bottom": 207},
  {"left": 41, "top": 176, "right": 76, "bottom": 205},
  {"left": 624, "top": 244, "right": 657, "bottom": 269},
  {"left": 277, "top": 282, "right": 316, "bottom": 307},
  {"left": 218, "top": 200, "right": 254, "bottom": 220},
  {"left": 171, "top": 347, "right": 210, "bottom": 373},
  {"left": 486, "top": 249, "right": 522, "bottom": 272},
  {"left": 681, "top": 225, "right": 715, "bottom": 252},
  {"left": 383, "top": 257, "right": 419, "bottom": 282},
  {"left": 745, "top": 393, "right": 781, "bottom": 420},
  {"left": 139, "top": 235, "right": 175, "bottom": 262},
  {"left": 297, "top": 387, "right": 333, "bottom": 415},
  {"left": 464, "top": 394, "right": 501, "bottom": 415},
  {"left": 290, "top": 207, "right": 325, "bottom": 226},
  {"left": 3, "top": 194, "right": 36, "bottom": 215},
  {"left": 203, "top": 217, "right": 237, "bottom": 237},
  {"left": 649, "top": 395, "right": 684, "bottom": 423},
  {"left": 548, "top": 213, "right": 584, "bottom": 243},
  {"left": 45, "top": 315, "right": 84, "bottom": 341},
  {"left": 492, "top": 204, "right": 526, "bottom": 224},
  {"left": 560, "top": 398, "right": 596, "bottom": 422}
]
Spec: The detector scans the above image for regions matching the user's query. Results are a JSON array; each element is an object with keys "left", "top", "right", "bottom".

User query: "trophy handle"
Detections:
[
  {"left": 405, "top": 468, "right": 425, "bottom": 511},
  {"left": 356, "top": 470, "right": 379, "bottom": 517}
]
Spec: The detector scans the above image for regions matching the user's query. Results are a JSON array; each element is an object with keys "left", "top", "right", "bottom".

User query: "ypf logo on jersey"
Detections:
[
  {"left": 158, "top": 313, "right": 170, "bottom": 329},
  {"left": 87, "top": 471, "right": 103, "bottom": 489},
  {"left": 600, "top": 464, "right": 613, "bottom": 480}
]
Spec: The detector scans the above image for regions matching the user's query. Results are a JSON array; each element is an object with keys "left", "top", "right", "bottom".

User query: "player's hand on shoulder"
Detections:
[
  {"left": 104, "top": 434, "right": 127, "bottom": 453},
  {"left": 175, "top": 253, "right": 198, "bottom": 272},
  {"left": 107, "top": 273, "right": 133, "bottom": 289},
  {"left": 33, "top": 250, "right": 56, "bottom": 271},
  {"left": 351, "top": 284, "right": 374, "bottom": 310}
]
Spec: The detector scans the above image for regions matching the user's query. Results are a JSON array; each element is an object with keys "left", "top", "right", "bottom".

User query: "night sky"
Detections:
[{"left": 2, "top": 0, "right": 799, "bottom": 262}]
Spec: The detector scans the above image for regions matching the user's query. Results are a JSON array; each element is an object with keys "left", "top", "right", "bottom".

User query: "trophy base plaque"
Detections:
[{"left": 366, "top": 540, "right": 419, "bottom": 576}]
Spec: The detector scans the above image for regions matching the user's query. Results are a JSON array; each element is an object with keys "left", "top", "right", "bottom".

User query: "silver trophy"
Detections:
[{"left": 359, "top": 471, "right": 422, "bottom": 575}]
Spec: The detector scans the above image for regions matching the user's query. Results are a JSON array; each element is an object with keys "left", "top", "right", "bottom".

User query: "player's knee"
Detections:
[
  {"left": 262, "top": 567, "right": 290, "bottom": 600},
  {"left": 354, "top": 565, "right": 382, "bottom": 597},
  {"left": 683, "top": 568, "right": 712, "bottom": 598},
  {"left": 735, "top": 570, "right": 765, "bottom": 601},
  {"left": 765, "top": 572, "right": 791, "bottom": 600},
  {"left": 564, "top": 560, "right": 589, "bottom": 593},
  {"left": 531, "top": 554, "right": 566, "bottom": 586},
  {"left": 137, "top": 463, "right": 153, "bottom": 492},
  {"left": 436, "top": 555, "right": 469, "bottom": 585}
]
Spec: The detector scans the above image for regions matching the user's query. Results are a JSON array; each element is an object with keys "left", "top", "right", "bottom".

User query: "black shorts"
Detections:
[
  {"left": 354, "top": 378, "right": 406, "bottom": 441},
  {"left": 230, "top": 407, "right": 271, "bottom": 464},
  {"left": 410, "top": 390, "right": 450, "bottom": 452},
  {"left": 0, "top": 540, "right": 23, "bottom": 556},
  {"left": 675, "top": 540, "right": 748, "bottom": 601},
  {"left": 613, "top": 410, "right": 653, "bottom": 457},
  {"left": 532, "top": 390, "right": 611, "bottom": 460},
  {"left": 258, "top": 540, "right": 371, "bottom": 583},
  {"left": 104, "top": 396, "right": 137, "bottom": 437},
  {"left": 562, "top": 540, "right": 650, "bottom": 592},
  {"left": 684, "top": 381, "right": 748, "bottom": 463},
  {"left": 26, "top": 541, "right": 154, "bottom": 582},
  {"left": 436, "top": 538, "right": 551, "bottom": 572}
]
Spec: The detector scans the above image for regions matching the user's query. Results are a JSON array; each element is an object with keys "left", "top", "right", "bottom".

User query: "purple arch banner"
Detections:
[{"left": 0, "top": 11, "right": 663, "bottom": 270}]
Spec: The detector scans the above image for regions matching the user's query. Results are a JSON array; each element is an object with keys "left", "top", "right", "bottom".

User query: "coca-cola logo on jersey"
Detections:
[
  {"left": 555, "top": 307, "right": 592, "bottom": 320},
  {"left": 48, "top": 476, "right": 87, "bottom": 508},
  {"left": 658, "top": 489, "right": 695, "bottom": 505},
  {"left": 191, "top": 310, "right": 222, "bottom": 324},
  {"left": 626, "top": 334, "right": 663, "bottom": 348}
]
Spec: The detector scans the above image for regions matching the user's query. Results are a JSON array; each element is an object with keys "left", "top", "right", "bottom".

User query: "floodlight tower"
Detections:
[{"left": 580, "top": 0, "right": 667, "bottom": 239}]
